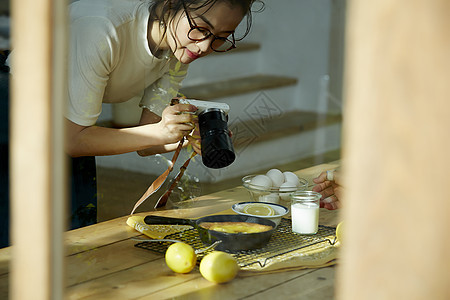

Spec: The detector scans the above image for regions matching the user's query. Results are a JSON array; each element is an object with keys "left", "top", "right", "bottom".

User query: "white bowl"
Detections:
[
  {"left": 232, "top": 201, "right": 289, "bottom": 226},
  {"left": 242, "top": 174, "right": 308, "bottom": 205}
]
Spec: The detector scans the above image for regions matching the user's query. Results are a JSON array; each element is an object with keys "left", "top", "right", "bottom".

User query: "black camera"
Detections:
[{"left": 179, "top": 99, "right": 235, "bottom": 169}]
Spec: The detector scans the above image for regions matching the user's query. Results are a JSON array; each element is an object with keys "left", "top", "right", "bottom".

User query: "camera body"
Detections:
[
  {"left": 178, "top": 98, "right": 235, "bottom": 169},
  {"left": 178, "top": 98, "right": 230, "bottom": 116}
]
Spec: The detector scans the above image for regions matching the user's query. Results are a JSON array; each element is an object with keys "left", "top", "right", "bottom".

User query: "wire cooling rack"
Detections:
[{"left": 135, "top": 219, "right": 337, "bottom": 269}]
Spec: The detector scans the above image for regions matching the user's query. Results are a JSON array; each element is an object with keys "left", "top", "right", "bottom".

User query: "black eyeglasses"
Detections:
[{"left": 182, "top": 2, "right": 236, "bottom": 52}]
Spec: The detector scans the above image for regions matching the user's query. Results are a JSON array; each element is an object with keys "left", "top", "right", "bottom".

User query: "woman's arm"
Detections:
[{"left": 65, "top": 104, "right": 197, "bottom": 157}]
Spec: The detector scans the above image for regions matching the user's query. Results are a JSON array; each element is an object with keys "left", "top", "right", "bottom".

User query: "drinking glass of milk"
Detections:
[{"left": 290, "top": 191, "right": 321, "bottom": 234}]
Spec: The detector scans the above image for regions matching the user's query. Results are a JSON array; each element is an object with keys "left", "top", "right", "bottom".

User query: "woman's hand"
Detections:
[
  {"left": 312, "top": 169, "right": 343, "bottom": 210},
  {"left": 157, "top": 103, "right": 198, "bottom": 144}
]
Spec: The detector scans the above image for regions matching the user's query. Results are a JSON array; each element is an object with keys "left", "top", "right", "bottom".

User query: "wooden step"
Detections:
[
  {"left": 229, "top": 110, "right": 342, "bottom": 150},
  {"left": 210, "top": 42, "right": 261, "bottom": 56},
  {"left": 97, "top": 149, "right": 341, "bottom": 222},
  {"left": 96, "top": 148, "right": 341, "bottom": 221},
  {"left": 180, "top": 74, "right": 298, "bottom": 100},
  {"left": 97, "top": 111, "right": 342, "bottom": 145}
]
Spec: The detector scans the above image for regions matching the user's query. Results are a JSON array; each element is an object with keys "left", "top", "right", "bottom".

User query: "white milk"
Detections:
[{"left": 291, "top": 202, "right": 319, "bottom": 234}]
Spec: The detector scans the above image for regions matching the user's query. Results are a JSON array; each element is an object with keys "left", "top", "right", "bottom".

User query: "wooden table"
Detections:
[{"left": 0, "top": 162, "right": 341, "bottom": 299}]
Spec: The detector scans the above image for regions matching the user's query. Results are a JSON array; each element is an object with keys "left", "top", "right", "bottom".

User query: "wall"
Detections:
[{"left": 248, "top": 0, "right": 334, "bottom": 112}]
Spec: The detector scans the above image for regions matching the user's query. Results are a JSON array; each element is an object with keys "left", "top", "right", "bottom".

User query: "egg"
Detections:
[
  {"left": 283, "top": 171, "right": 300, "bottom": 187},
  {"left": 266, "top": 169, "right": 284, "bottom": 187},
  {"left": 279, "top": 181, "right": 298, "bottom": 201},
  {"left": 249, "top": 175, "right": 272, "bottom": 190}
]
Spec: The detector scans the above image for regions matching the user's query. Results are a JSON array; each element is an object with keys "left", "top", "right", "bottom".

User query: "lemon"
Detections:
[
  {"left": 243, "top": 203, "right": 275, "bottom": 216},
  {"left": 165, "top": 242, "right": 197, "bottom": 274},
  {"left": 199, "top": 251, "right": 239, "bottom": 283},
  {"left": 336, "top": 221, "right": 344, "bottom": 243}
]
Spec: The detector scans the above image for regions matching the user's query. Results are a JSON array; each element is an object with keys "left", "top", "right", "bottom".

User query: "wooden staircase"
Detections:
[{"left": 96, "top": 42, "right": 342, "bottom": 182}]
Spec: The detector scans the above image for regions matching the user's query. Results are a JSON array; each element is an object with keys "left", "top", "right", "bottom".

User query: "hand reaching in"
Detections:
[{"left": 312, "top": 169, "right": 343, "bottom": 210}]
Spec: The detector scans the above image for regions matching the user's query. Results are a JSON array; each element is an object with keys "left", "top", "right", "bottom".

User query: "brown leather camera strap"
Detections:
[
  {"left": 130, "top": 137, "right": 185, "bottom": 215},
  {"left": 154, "top": 151, "right": 197, "bottom": 209}
]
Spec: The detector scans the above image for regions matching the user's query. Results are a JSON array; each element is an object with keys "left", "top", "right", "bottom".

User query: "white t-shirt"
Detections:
[{"left": 67, "top": 0, "right": 188, "bottom": 126}]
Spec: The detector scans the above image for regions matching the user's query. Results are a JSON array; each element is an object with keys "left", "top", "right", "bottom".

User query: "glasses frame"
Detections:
[{"left": 182, "top": 2, "right": 236, "bottom": 52}]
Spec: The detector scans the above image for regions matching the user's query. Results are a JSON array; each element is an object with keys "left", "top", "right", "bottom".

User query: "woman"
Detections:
[{"left": 66, "top": 0, "right": 262, "bottom": 227}]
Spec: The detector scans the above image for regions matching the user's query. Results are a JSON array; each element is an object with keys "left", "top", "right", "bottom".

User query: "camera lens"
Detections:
[{"left": 198, "top": 108, "right": 235, "bottom": 169}]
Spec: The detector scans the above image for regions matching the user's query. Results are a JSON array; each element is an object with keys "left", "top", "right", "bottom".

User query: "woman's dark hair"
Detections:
[{"left": 149, "top": 0, "right": 264, "bottom": 52}]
